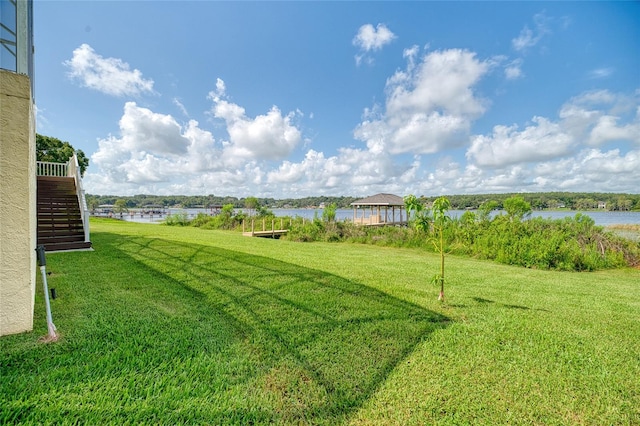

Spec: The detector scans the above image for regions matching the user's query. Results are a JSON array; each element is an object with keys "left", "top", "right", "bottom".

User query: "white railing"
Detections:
[
  {"left": 36, "top": 161, "right": 68, "bottom": 177},
  {"left": 68, "top": 154, "right": 90, "bottom": 243},
  {"left": 36, "top": 154, "right": 90, "bottom": 243}
]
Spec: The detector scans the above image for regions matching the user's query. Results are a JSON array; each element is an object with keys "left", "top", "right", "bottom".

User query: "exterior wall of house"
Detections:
[{"left": 0, "top": 69, "right": 36, "bottom": 336}]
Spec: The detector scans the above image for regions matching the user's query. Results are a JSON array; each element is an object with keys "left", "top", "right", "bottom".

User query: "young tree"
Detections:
[
  {"left": 478, "top": 200, "right": 499, "bottom": 222},
  {"left": 256, "top": 205, "right": 274, "bottom": 218},
  {"left": 503, "top": 195, "right": 532, "bottom": 221},
  {"left": 405, "top": 195, "right": 451, "bottom": 301},
  {"left": 36, "top": 134, "right": 89, "bottom": 177},
  {"left": 322, "top": 203, "right": 337, "bottom": 222},
  {"left": 404, "top": 194, "right": 431, "bottom": 232},
  {"left": 430, "top": 196, "right": 451, "bottom": 302},
  {"left": 244, "top": 196, "right": 258, "bottom": 217}
]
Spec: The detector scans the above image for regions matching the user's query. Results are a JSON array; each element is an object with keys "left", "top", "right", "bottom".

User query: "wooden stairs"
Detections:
[{"left": 37, "top": 176, "right": 92, "bottom": 252}]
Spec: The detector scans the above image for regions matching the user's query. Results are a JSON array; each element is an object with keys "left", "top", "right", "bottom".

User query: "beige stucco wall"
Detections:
[{"left": 0, "top": 69, "right": 37, "bottom": 336}]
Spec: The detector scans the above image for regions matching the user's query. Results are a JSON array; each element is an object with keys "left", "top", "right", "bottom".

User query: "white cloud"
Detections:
[
  {"left": 560, "top": 90, "right": 640, "bottom": 146},
  {"left": 467, "top": 89, "right": 640, "bottom": 169},
  {"left": 173, "top": 98, "right": 189, "bottom": 117},
  {"left": 588, "top": 115, "right": 640, "bottom": 146},
  {"left": 405, "top": 145, "right": 640, "bottom": 195},
  {"left": 507, "top": 12, "right": 554, "bottom": 81},
  {"left": 512, "top": 12, "right": 551, "bottom": 52},
  {"left": 504, "top": 59, "right": 524, "bottom": 79},
  {"left": 89, "top": 103, "right": 209, "bottom": 187},
  {"left": 223, "top": 106, "right": 301, "bottom": 161},
  {"left": 119, "top": 102, "right": 190, "bottom": 155},
  {"left": 353, "top": 23, "right": 396, "bottom": 52},
  {"left": 386, "top": 49, "right": 489, "bottom": 118},
  {"left": 403, "top": 45, "right": 420, "bottom": 69},
  {"left": 512, "top": 27, "right": 535, "bottom": 52},
  {"left": 208, "top": 80, "right": 302, "bottom": 161},
  {"left": 64, "top": 44, "right": 154, "bottom": 97},
  {"left": 214, "top": 78, "right": 226, "bottom": 97},
  {"left": 467, "top": 117, "right": 575, "bottom": 167},
  {"left": 587, "top": 67, "right": 614, "bottom": 79},
  {"left": 355, "top": 48, "right": 491, "bottom": 155},
  {"left": 34, "top": 104, "right": 49, "bottom": 132},
  {"left": 85, "top": 83, "right": 305, "bottom": 196},
  {"left": 532, "top": 149, "right": 640, "bottom": 192},
  {"left": 265, "top": 147, "right": 418, "bottom": 197},
  {"left": 353, "top": 23, "right": 396, "bottom": 65}
]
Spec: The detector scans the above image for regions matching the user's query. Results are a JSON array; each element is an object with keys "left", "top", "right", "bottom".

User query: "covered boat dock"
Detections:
[{"left": 350, "top": 193, "right": 407, "bottom": 226}]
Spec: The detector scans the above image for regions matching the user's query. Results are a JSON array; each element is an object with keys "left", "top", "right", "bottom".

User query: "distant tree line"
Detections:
[
  {"left": 86, "top": 192, "right": 639, "bottom": 212},
  {"left": 420, "top": 192, "right": 640, "bottom": 212},
  {"left": 86, "top": 194, "right": 359, "bottom": 210}
]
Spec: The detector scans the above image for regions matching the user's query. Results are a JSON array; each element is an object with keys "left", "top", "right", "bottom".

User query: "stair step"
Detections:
[
  {"left": 38, "top": 225, "right": 83, "bottom": 230},
  {"left": 43, "top": 241, "right": 92, "bottom": 252},
  {"left": 37, "top": 226, "right": 84, "bottom": 232},
  {"left": 38, "top": 221, "right": 84, "bottom": 228},
  {"left": 37, "top": 215, "right": 83, "bottom": 221},
  {"left": 38, "top": 234, "right": 85, "bottom": 243},
  {"left": 38, "top": 226, "right": 84, "bottom": 234},
  {"left": 38, "top": 210, "right": 82, "bottom": 215},
  {"left": 38, "top": 210, "right": 82, "bottom": 214}
]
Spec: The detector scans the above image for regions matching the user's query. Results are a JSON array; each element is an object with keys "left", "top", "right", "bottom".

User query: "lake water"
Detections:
[{"left": 103, "top": 208, "right": 640, "bottom": 226}]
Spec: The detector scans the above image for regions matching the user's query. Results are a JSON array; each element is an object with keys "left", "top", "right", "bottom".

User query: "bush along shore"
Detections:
[{"left": 164, "top": 197, "right": 640, "bottom": 272}]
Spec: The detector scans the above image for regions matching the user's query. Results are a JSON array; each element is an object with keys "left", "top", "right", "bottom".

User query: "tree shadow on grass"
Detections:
[
  {"left": 0, "top": 231, "right": 449, "bottom": 425},
  {"left": 472, "top": 297, "right": 495, "bottom": 304},
  {"left": 108, "top": 234, "right": 450, "bottom": 423},
  {"left": 503, "top": 304, "right": 530, "bottom": 310},
  {"left": 472, "top": 297, "right": 549, "bottom": 313}
]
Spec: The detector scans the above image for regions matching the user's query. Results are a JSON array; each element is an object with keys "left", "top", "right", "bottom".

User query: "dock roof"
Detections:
[{"left": 350, "top": 193, "right": 404, "bottom": 207}]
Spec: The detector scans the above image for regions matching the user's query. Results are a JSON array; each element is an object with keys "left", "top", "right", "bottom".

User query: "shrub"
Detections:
[
  {"left": 454, "top": 213, "right": 639, "bottom": 271},
  {"left": 163, "top": 213, "right": 190, "bottom": 226},
  {"left": 190, "top": 212, "right": 214, "bottom": 228},
  {"left": 189, "top": 204, "right": 246, "bottom": 231},
  {"left": 286, "top": 219, "right": 323, "bottom": 242}
]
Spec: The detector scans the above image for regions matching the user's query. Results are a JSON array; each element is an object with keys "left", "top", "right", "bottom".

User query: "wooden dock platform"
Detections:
[{"left": 242, "top": 218, "right": 289, "bottom": 238}]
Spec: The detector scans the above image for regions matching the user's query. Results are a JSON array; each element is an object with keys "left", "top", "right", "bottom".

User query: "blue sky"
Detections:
[{"left": 34, "top": 1, "right": 640, "bottom": 198}]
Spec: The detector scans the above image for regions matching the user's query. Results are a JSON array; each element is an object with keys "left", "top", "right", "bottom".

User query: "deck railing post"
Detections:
[{"left": 83, "top": 209, "right": 90, "bottom": 242}]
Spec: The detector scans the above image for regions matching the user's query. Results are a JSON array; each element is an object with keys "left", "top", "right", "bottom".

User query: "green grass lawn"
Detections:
[{"left": 2, "top": 218, "right": 639, "bottom": 425}]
